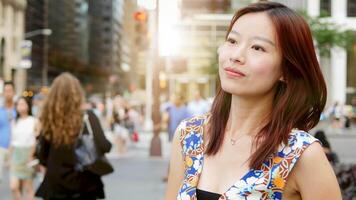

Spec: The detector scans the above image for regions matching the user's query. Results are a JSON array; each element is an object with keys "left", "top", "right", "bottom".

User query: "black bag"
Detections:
[{"left": 75, "top": 113, "right": 114, "bottom": 176}]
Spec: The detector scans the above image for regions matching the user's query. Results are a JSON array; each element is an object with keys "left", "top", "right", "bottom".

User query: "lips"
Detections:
[{"left": 224, "top": 67, "right": 246, "bottom": 78}]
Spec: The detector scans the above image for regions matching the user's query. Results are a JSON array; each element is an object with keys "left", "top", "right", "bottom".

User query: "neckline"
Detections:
[
  {"left": 196, "top": 115, "right": 256, "bottom": 199},
  {"left": 196, "top": 188, "right": 221, "bottom": 195},
  {"left": 196, "top": 188, "right": 221, "bottom": 199}
]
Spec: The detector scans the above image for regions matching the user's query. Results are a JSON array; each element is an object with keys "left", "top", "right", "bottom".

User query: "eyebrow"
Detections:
[{"left": 229, "top": 30, "right": 276, "bottom": 47}]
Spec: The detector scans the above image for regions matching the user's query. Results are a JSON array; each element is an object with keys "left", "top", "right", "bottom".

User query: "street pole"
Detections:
[
  {"left": 149, "top": 0, "right": 162, "bottom": 156},
  {"left": 42, "top": 35, "right": 48, "bottom": 86},
  {"left": 43, "top": 0, "right": 49, "bottom": 86}
]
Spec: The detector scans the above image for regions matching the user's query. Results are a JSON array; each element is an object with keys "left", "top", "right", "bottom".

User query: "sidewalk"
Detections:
[
  {"left": 106, "top": 130, "right": 172, "bottom": 159},
  {"left": 0, "top": 131, "right": 171, "bottom": 200},
  {"left": 104, "top": 131, "right": 170, "bottom": 200}
]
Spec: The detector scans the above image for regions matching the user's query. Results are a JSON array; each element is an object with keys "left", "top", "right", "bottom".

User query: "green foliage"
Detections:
[{"left": 299, "top": 10, "right": 356, "bottom": 57}]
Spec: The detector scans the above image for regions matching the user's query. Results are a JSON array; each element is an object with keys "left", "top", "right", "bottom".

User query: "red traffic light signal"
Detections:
[{"left": 134, "top": 11, "right": 147, "bottom": 22}]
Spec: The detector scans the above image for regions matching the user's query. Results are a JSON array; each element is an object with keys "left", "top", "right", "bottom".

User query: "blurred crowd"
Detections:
[
  {"left": 321, "top": 99, "right": 356, "bottom": 130},
  {"left": 0, "top": 72, "right": 216, "bottom": 199},
  {"left": 1, "top": 72, "right": 356, "bottom": 199}
]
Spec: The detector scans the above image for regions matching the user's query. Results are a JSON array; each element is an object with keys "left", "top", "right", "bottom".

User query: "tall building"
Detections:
[
  {"left": 0, "top": 0, "right": 27, "bottom": 93},
  {"left": 88, "top": 0, "right": 123, "bottom": 73},
  {"left": 87, "top": 0, "right": 125, "bottom": 93},
  {"left": 48, "top": 0, "right": 89, "bottom": 70},
  {"left": 315, "top": 0, "right": 356, "bottom": 105},
  {"left": 121, "top": 0, "right": 139, "bottom": 92},
  {"left": 26, "top": 0, "right": 126, "bottom": 93},
  {"left": 278, "top": 0, "right": 356, "bottom": 105},
  {"left": 25, "top": 0, "right": 46, "bottom": 88}
]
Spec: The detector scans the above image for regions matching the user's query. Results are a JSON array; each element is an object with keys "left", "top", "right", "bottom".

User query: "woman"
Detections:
[
  {"left": 9, "top": 97, "right": 37, "bottom": 200},
  {"left": 35, "top": 73, "right": 112, "bottom": 200},
  {"left": 314, "top": 130, "right": 338, "bottom": 165},
  {"left": 166, "top": 2, "right": 341, "bottom": 200}
]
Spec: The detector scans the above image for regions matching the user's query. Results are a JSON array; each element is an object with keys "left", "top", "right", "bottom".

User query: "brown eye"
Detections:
[
  {"left": 252, "top": 45, "right": 265, "bottom": 52},
  {"left": 227, "top": 38, "right": 237, "bottom": 45}
]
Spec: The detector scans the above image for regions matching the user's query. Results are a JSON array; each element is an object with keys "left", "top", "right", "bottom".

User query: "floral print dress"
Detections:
[{"left": 177, "top": 115, "right": 319, "bottom": 200}]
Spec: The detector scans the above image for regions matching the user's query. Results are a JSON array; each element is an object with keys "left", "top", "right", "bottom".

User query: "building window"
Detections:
[
  {"left": 348, "top": 0, "right": 356, "bottom": 17},
  {"left": 197, "top": 25, "right": 211, "bottom": 31},
  {"left": 320, "top": 0, "right": 331, "bottom": 16},
  {"left": 103, "top": 16, "right": 110, "bottom": 21},
  {"left": 216, "top": 25, "right": 227, "bottom": 32},
  {"left": 347, "top": 43, "right": 356, "bottom": 104}
]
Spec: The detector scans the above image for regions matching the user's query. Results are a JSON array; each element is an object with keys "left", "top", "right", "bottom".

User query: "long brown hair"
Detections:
[
  {"left": 207, "top": 2, "right": 327, "bottom": 169},
  {"left": 40, "top": 73, "right": 84, "bottom": 147}
]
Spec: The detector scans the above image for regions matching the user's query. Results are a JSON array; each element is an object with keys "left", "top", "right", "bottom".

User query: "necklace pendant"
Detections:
[{"left": 230, "top": 138, "right": 236, "bottom": 145}]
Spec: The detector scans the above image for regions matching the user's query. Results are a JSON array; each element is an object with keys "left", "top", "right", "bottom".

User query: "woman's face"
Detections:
[
  {"left": 218, "top": 12, "right": 283, "bottom": 97},
  {"left": 16, "top": 98, "right": 29, "bottom": 116}
]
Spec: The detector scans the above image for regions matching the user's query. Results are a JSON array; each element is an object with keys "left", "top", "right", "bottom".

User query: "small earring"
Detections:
[{"left": 279, "top": 77, "right": 286, "bottom": 83}]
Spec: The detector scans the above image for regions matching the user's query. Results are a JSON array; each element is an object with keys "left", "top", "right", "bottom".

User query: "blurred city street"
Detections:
[
  {"left": 0, "top": 126, "right": 355, "bottom": 199},
  {"left": 0, "top": 132, "right": 171, "bottom": 200},
  {"left": 0, "top": 0, "right": 356, "bottom": 199}
]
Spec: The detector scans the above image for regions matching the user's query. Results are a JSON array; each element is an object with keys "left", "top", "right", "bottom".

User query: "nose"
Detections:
[{"left": 229, "top": 46, "right": 246, "bottom": 64}]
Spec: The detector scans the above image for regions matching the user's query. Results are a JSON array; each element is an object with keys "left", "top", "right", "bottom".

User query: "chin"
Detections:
[{"left": 220, "top": 82, "right": 247, "bottom": 96}]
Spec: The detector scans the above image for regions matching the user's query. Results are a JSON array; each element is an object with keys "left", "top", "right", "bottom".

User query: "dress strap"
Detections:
[
  {"left": 177, "top": 115, "right": 207, "bottom": 200},
  {"left": 271, "top": 130, "right": 320, "bottom": 190}
]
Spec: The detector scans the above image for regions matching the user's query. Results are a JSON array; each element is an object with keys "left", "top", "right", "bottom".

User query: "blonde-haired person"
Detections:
[{"left": 35, "top": 73, "right": 112, "bottom": 200}]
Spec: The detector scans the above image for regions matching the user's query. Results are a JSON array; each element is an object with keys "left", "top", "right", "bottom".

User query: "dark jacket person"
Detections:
[{"left": 35, "top": 73, "right": 112, "bottom": 200}]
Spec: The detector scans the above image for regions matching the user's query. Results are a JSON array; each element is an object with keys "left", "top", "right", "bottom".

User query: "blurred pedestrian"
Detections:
[
  {"left": 9, "top": 97, "right": 37, "bottom": 200},
  {"left": 35, "top": 73, "right": 112, "bottom": 200},
  {"left": 0, "top": 81, "right": 16, "bottom": 183},
  {"left": 166, "top": 2, "right": 341, "bottom": 199},
  {"left": 164, "top": 94, "right": 189, "bottom": 142},
  {"left": 31, "top": 93, "right": 45, "bottom": 118},
  {"left": 314, "top": 130, "right": 339, "bottom": 165},
  {"left": 327, "top": 101, "right": 344, "bottom": 129},
  {"left": 111, "top": 110, "right": 129, "bottom": 154},
  {"left": 187, "top": 91, "right": 210, "bottom": 117}
]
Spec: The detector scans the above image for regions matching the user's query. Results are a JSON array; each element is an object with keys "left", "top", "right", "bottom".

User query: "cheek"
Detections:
[
  {"left": 218, "top": 45, "right": 231, "bottom": 65},
  {"left": 249, "top": 58, "right": 281, "bottom": 80}
]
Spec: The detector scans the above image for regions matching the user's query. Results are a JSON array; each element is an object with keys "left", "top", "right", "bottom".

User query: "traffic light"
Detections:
[{"left": 134, "top": 10, "right": 149, "bottom": 50}]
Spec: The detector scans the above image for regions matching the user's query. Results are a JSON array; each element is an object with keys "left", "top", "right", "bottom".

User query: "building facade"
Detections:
[
  {"left": 48, "top": 0, "right": 88, "bottom": 65},
  {"left": 26, "top": 0, "right": 126, "bottom": 93},
  {"left": 0, "top": 0, "right": 26, "bottom": 93},
  {"left": 298, "top": 0, "right": 356, "bottom": 105},
  {"left": 88, "top": 0, "right": 123, "bottom": 72},
  {"left": 25, "top": 0, "right": 46, "bottom": 88},
  {"left": 87, "top": 0, "right": 125, "bottom": 93},
  {"left": 121, "top": 0, "right": 139, "bottom": 92},
  {"left": 163, "top": 0, "right": 232, "bottom": 100}
]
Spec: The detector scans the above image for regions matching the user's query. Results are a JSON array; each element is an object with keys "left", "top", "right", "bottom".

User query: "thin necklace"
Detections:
[
  {"left": 229, "top": 129, "right": 258, "bottom": 145},
  {"left": 229, "top": 134, "right": 245, "bottom": 145}
]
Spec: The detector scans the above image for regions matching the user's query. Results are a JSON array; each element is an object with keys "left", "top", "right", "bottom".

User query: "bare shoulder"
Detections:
[{"left": 291, "top": 141, "right": 342, "bottom": 199}]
